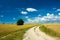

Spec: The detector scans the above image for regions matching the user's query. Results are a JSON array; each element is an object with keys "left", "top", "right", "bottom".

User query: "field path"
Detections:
[{"left": 23, "top": 26, "right": 57, "bottom": 40}]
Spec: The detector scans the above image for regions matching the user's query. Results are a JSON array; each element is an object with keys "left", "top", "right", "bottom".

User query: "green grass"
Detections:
[
  {"left": 0, "top": 32, "right": 11, "bottom": 38},
  {"left": 0, "top": 27, "right": 32, "bottom": 40},
  {"left": 39, "top": 25, "right": 60, "bottom": 37}
]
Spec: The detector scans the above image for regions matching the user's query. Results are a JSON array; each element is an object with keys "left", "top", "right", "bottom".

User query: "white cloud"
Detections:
[
  {"left": 57, "top": 9, "right": 60, "bottom": 11},
  {"left": 26, "top": 8, "right": 37, "bottom": 12},
  {"left": 58, "top": 13, "right": 60, "bottom": 15},
  {"left": 21, "top": 11, "right": 28, "bottom": 14},
  {"left": 25, "top": 16, "right": 29, "bottom": 18},
  {"left": 38, "top": 14, "right": 41, "bottom": 16},
  {"left": 47, "top": 13, "right": 50, "bottom": 16},
  {"left": 27, "top": 17, "right": 41, "bottom": 23},
  {"left": 26, "top": 13, "right": 60, "bottom": 24},
  {"left": 27, "top": 19, "right": 34, "bottom": 23}
]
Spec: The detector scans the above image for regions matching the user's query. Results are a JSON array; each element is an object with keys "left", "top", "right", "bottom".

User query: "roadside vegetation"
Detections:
[
  {"left": 0, "top": 24, "right": 37, "bottom": 40},
  {"left": 39, "top": 25, "right": 60, "bottom": 38},
  {"left": 0, "top": 26, "right": 32, "bottom": 40}
]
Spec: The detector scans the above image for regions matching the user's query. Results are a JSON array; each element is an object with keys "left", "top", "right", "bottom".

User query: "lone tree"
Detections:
[
  {"left": 2, "top": 22, "right": 5, "bottom": 24},
  {"left": 17, "top": 19, "right": 24, "bottom": 25}
]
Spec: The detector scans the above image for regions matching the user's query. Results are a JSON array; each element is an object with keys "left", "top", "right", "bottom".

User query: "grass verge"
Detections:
[
  {"left": 39, "top": 25, "right": 60, "bottom": 38},
  {"left": 0, "top": 27, "right": 32, "bottom": 40}
]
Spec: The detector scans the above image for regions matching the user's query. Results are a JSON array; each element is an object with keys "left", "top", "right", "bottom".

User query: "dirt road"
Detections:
[{"left": 23, "top": 26, "right": 57, "bottom": 40}]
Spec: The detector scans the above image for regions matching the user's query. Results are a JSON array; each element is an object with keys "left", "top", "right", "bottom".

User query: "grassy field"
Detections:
[
  {"left": 39, "top": 24, "right": 60, "bottom": 38},
  {"left": 44, "top": 24, "right": 60, "bottom": 33},
  {"left": 0, "top": 24, "right": 60, "bottom": 40},
  {"left": 0, "top": 24, "right": 37, "bottom": 40}
]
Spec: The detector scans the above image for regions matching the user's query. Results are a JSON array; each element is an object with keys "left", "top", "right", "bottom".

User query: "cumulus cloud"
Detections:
[
  {"left": 26, "top": 13, "right": 60, "bottom": 24},
  {"left": 27, "top": 17, "right": 40, "bottom": 24},
  {"left": 21, "top": 11, "right": 28, "bottom": 14},
  {"left": 47, "top": 13, "right": 50, "bottom": 16},
  {"left": 58, "top": 13, "right": 60, "bottom": 15},
  {"left": 41, "top": 13, "right": 60, "bottom": 22},
  {"left": 57, "top": 9, "right": 60, "bottom": 11},
  {"left": 38, "top": 14, "right": 41, "bottom": 16},
  {"left": 26, "top": 8, "right": 38, "bottom": 12},
  {"left": 25, "top": 16, "right": 29, "bottom": 18},
  {"left": 27, "top": 19, "right": 33, "bottom": 23}
]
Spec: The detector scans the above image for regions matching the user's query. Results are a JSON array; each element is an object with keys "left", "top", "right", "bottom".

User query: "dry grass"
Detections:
[
  {"left": 39, "top": 25, "right": 60, "bottom": 37},
  {"left": 0, "top": 24, "right": 60, "bottom": 40},
  {"left": 0, "top": 24, "right": 37, "bottom": 38},
  {"left": 0, "top": 24, "right": 37, "bottom": 32},
  {"left": 44, "top": 24, "right": 60, "bottom": 33}
]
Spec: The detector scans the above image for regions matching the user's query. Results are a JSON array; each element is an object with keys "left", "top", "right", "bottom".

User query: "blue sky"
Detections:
[{"left": 0, "top": 0, "right": 60, "bottom": 24}]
